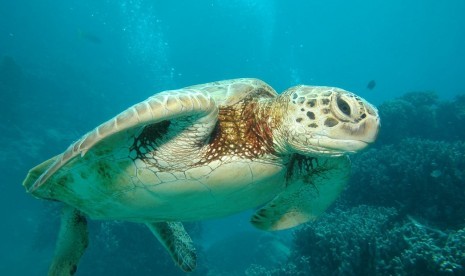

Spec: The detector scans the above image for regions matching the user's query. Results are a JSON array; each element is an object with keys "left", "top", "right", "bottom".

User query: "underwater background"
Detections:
[{"left": 1, "top": 0, "right": 465, "bottom": 275}]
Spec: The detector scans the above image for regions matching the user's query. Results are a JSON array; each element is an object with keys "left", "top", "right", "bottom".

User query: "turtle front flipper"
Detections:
[
  {"left": 22, "top": 155, "right": 59, "bottom": 193},
  {"left": 146, "top": 222, "right": 196, "bottom": 272},
  {"left": 29, "top": 90, "right": 218, "bottom": 192},
  {"left": 251, "top": 155, "right": 351, "bottom": 231},
  {"left": 49, "top": 205, "right": 88, "bottom": 276}
]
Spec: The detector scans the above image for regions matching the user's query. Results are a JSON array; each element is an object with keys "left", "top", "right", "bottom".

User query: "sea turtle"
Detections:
[{"left": 23, "top": 78, "right": 379, "bottom": 275}]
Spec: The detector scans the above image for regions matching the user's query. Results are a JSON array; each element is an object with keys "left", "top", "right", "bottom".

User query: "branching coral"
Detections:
[
  {"left": 347, "top": 138, "right": 465, "bottom": 228},
  {"left": 377, "top": 216, "right": 465, "bottom": 275},
  {"left": 247, "top": 206, "right": 465, "bottom": 275},
  {"left": 376, "top": 92, "right": 465, "bottom": 145},
  {"left": 376, "top": 92, "right": 438, "bottom": 145},
  {"left": 435, "top": 94, "right": 465, "bottom": 141},
  {"left": 289, "top": 205, "right": 398, "bottom": 275}
]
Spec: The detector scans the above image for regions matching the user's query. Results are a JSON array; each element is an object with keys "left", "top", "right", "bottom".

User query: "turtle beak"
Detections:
[{"left": 342, "top": 115, "right": 380, "bottom": 144}]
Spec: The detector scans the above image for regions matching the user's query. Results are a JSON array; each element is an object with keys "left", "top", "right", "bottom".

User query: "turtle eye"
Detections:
[{"left": 337, "top": 97, "right": 351, "bottom": 116}]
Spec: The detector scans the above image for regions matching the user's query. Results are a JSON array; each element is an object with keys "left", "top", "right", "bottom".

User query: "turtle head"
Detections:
[{"left": 275, "top": 85, "right": 380, "bottom": 156}]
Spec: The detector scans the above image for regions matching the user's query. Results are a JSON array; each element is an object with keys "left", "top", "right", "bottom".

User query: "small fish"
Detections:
[
  {"left": 430, "top": 169, "right": 442, "bottom": 178},
  {"left": 367, "top": 80, "right": 376, "bottom": 90},
  {"left": 78, "top": 29, "right": 102, "bottom": 44}
]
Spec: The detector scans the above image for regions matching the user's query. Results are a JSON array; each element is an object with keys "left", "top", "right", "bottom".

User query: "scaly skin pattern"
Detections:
[{"left": 25, "top": 78, "right": 379, "bottom": 223}]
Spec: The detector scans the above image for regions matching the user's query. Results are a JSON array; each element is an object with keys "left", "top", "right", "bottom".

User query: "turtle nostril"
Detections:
[{"left": 337, "top": 97, "right": 351, "bottom": 116}]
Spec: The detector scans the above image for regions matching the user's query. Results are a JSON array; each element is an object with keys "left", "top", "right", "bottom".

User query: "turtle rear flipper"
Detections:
[
  {"left": 147, "top": 222, "right": 196, "bottom": 272},
  {"left": 251, "top": 156, "right": 350, "bottom": 231},
  {"left": 49, "top": 205, "right": 88, "bottom": 276}
]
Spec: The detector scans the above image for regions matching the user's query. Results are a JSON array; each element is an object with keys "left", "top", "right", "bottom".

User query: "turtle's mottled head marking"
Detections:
[{"left": 278, "top": 85, "right": 380, "bottom": 156}]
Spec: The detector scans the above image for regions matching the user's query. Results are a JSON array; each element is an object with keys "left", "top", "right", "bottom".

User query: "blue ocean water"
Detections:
[{"left": 1, "top": 0, "right": 465, "bottom": 275}]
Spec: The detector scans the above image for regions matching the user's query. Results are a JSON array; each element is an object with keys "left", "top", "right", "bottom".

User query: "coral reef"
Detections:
[
  {"left": 436, "top": 94, "right": 465, "bottom": 141},
  {"left": 381, "top": 216, "right": 465, "bottom": 275},
  {"left": 347, "top": 138, "right": 465, "bottom": 228},
  {"left": 246, "top": 206, "right": 465, "bottom": 276},
  {"left": 289, "top": 205, "right": 398, "bottom": 275},
  {"left": 377, "top": 92, "right": 465, "bottom": 145},
  {"left": 376, "top": 91, "right": 438, "bottom": 145}
]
